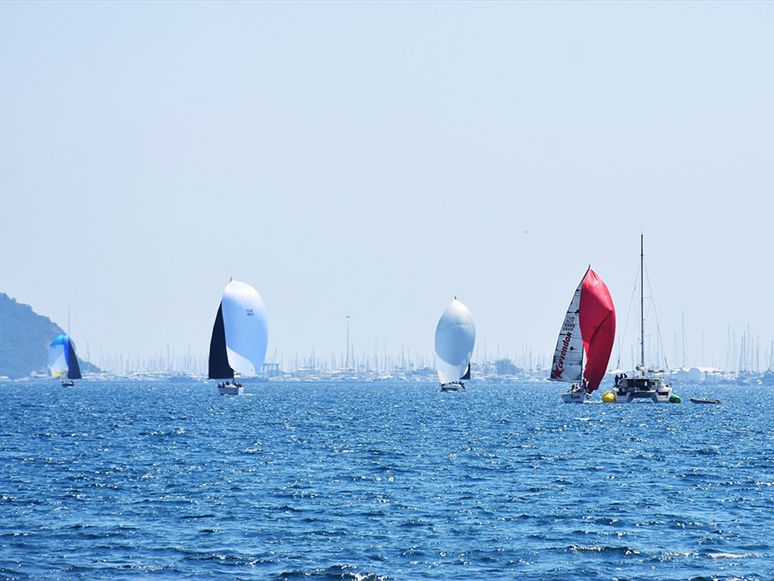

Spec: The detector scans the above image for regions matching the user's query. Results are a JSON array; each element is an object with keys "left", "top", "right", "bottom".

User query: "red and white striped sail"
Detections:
[{"left": 550, "top": 268, "right": 616, "bottom": 392}]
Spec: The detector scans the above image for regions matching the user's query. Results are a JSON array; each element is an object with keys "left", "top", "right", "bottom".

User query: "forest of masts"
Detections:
[
  {"left": 92, "top": 327, "right": 773, "bottom": 377},
  {"left": 616, "top": 325, "right": 771, "bottom": 375},
  {"left": 94, "top": 342, "right": 545, "bottom": 376}
]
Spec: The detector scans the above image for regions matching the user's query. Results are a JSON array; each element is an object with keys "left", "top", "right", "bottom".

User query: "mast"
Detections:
[
  {"left": 346, "top": 315, "right": 350, "bottom": 371},
  {"left": 640, "top": 233, "right": 645, "bottom": 375}
]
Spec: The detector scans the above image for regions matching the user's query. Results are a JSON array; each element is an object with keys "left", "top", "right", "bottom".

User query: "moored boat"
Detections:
[
  {"left": 605, "top": 236, "right": 677, "bottom": 403},
  {"left": 690, "top": 397, "right": 721, "bottom": 404},
  {"left": 611, "top": 369, "right": 674, "bottom": 403}
]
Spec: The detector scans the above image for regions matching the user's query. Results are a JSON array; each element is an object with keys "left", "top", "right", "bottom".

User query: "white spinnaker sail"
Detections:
[
  {"left": 434, "top": 299, "right": 476, "bottom": 385},
  {"left": 550, "top": 278, "right": 584, "bottom": 383},
  {"left": 222, "top": 280, "right": 269, "bottom": 375},
  {"left": 48, "top": 336, "right": 68, "bottom": 378}
]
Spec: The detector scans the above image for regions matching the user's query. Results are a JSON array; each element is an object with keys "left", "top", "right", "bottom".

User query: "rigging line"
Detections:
[
  {"left": 643, "top": 260, "right": 671, "bottom": 374},
  {"left": 616, "top": 260, "right": 641, "bottom": 369}
]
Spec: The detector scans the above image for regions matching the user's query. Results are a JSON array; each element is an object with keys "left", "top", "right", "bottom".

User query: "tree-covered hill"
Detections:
[{"left": 0, "top": 293, "right": 100, "bottom": 379}]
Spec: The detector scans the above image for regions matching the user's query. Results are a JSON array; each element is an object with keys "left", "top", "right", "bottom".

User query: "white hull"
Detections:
[
  {"left": 218, "top": 384, "right": 244, "bottom": 395},
  {"left": 441, "top": 382, "right": 465, "bottom": 392},
  {"left": 609, "top": 376, "right": 672, "bottom": 403},
  {"left": 561, "top": 387, "right": 590, "bottom": 403}
]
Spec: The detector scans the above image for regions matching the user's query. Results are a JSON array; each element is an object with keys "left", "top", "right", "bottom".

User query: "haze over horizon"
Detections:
[{"left": 2, "top": 2, "right": 773, "bottom": 374}]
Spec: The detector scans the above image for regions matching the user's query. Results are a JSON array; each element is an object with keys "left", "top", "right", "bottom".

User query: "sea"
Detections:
[{"left": 1, "top": 380, "right": 773, "bottom": 581}]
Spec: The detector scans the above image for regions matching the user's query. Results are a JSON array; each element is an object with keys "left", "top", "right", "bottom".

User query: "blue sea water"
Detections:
[{"left": 1, "top": 380, "right": 773, "bottom": 581}]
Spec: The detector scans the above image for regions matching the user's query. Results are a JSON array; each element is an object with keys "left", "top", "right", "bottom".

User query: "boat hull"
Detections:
[
  {"left": 609, "top": 376, "right": 672, "bottom": 403},
  {"left": 561, "top": 388, "right": 590, "bottom": 403},
  {"left": 218, "top": 385, "right": 244, "bottom": 395},
  {"left": 441, "top": 382, "right": 465, "bottom": 392}
]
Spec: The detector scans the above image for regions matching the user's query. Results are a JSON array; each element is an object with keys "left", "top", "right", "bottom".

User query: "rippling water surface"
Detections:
[{"left": 1, "top": 380, "right": 773, "bottom": 580}]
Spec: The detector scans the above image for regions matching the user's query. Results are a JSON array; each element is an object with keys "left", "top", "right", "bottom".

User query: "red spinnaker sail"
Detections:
[{"left": 579, "top": 269, "right": 616, "bottom": 392}]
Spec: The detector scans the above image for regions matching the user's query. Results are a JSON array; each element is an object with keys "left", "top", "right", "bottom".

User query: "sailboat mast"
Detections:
[{"left": 640, "top": 234, "right": 645, "bottom": 375}]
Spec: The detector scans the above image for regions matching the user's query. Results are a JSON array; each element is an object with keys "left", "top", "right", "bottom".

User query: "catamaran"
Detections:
[
  {"left": 48, "top": 334, "right": 82, "bottom": 387},
  {"left": 605, "top": 235, "right": 676, "bottom": 403},
  {"left": 434, "top": 298, "right": 475, "bottom": 391},
  {"left": 550, "top": 268, "right": 616, "bottom": 403},
  {"left": 208, "top": 280, "right": 268, "bottom": 395}
]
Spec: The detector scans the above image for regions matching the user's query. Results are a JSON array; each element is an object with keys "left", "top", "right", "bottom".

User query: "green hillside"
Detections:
[{"left": 0, "top": 293, "right": 99, "bottom": 379}]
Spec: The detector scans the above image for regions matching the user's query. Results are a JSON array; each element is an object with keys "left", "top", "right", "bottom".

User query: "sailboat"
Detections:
[
  {"left": 606, "top": 235, "right": 675, "bottom": 403},
  {"left": 550, "top": 268, "right": 616, "bottom": 403},
  {"left": 48, "top": 334, "right": 82, "bottom": 387},
  {"left": 208, "top": 280, "right": 268, "bottom": 395},
  {"left": 434, "top": 298, "right": 475, "bottom": 391}
]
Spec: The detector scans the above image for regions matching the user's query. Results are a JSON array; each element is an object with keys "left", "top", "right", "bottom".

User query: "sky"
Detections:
[{"left": 2, "top": 2, "right": 774, "bottom": 373}]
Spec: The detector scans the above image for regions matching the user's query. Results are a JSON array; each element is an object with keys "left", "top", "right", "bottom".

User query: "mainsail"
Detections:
[
  {"left": 550, "top": 281, "right": 584, "bottom": 383},
  {"left": 48, "top": 334, "right": 82, "bottom": 380},
  {"left": 434, "top": 299, "right": 476, "bottom": 385},
  {"left": 550, "top": 268, "right": 615, "bottom": 392},
  {"left": 208, "top": 280, "right": 268, "bottom": 380}
]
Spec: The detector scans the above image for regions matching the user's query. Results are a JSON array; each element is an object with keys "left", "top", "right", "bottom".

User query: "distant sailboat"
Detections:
[
  {"left": 208, "top": 280, "right": 268, "bottom": 395},
  {"left": 434, "top": 298, "right": 475, "bottom": 391},
  {"left": 48, "top": 334, "right": 82, "bottom": 387},
  {"left": 550, "top": 268, "right": 616, "bottom": 403}
]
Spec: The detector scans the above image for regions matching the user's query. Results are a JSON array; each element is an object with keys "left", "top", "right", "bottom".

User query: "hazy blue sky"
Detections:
[{"left": 2, "top": 2, "right": 773, "bottom": 372}]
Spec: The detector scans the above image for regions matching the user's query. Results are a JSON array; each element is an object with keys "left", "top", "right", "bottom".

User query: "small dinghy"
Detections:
[{"left": 690, "top": 398, "right": 721, "bottom": 404}]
